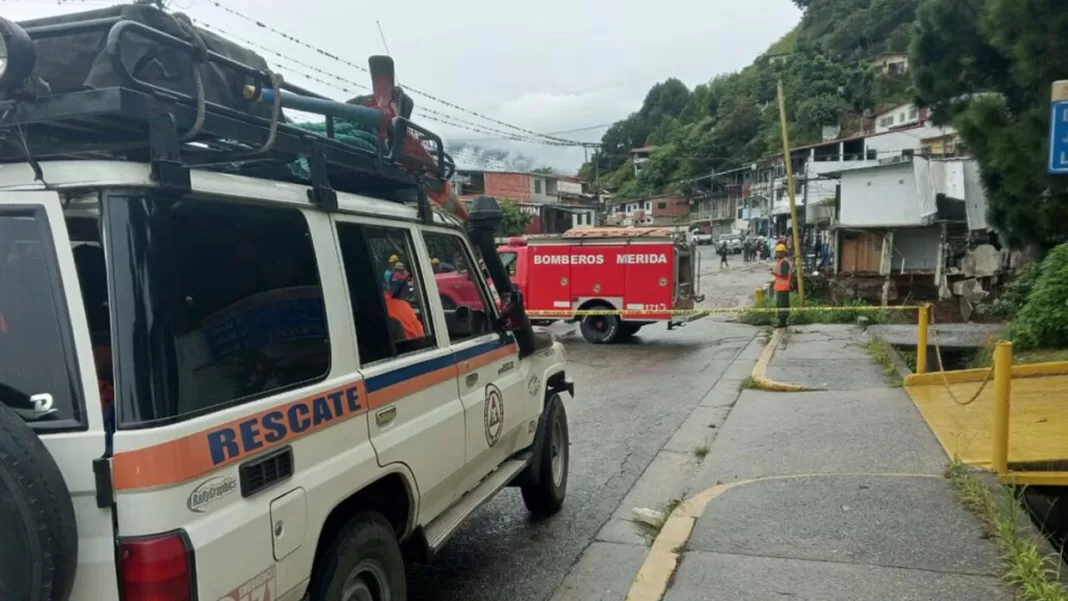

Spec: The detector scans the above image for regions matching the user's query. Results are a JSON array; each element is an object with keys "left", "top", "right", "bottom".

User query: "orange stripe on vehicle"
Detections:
[
  {"left": 112, "top": 380, "right": 367, "bottom": 491},
  {"left": 366, "top": 364, "right": 459, "bottom": 408}
]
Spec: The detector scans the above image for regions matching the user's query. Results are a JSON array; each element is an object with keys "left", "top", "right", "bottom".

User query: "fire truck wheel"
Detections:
[
  {"left": 0, "top": 403, "right": 79, "bottom": 601},
  {"left": 580, "top": 313, "right": 621, "bottom": 344},
  {"left": 308, "top": 512, "right": 407, "bottom": 601}
]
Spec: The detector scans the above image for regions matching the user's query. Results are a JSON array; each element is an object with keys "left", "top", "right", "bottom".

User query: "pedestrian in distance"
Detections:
[
  {"left": 773, "top": 243, "right": 792, "bottom": 328},
  {"left": 718, "top": 241, "right": 730, "bottom": 269}
]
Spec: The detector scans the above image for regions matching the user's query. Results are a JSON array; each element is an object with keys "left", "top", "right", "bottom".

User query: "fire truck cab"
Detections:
[{"left": 498, "top": 228, "right": 704, "bottom": 344}]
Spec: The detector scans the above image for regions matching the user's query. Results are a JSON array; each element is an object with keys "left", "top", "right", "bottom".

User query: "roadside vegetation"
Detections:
[
  {"left": 968, "top": 244, "right": 1068, "bottom": 368},
  {"left": 863, "top": 335, "right": 902, "bottom": 386},
  {"left": 738, "top": 295, "right": 893, "bottom": 326},
  {"left": 946, "top": 461, "right": 1068, "bottom": 601}
]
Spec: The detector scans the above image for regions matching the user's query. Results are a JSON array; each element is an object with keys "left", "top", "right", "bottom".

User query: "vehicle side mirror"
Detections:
[{"left": 499, "top": 290, "right": 532, "bottom": 334}]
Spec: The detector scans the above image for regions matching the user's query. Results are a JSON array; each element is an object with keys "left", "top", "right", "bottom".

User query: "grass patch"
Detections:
[
  {"left": 693, "top": 445, "right": 709, "bottom": 461},
  {"left": 739, "top": 376, "right": 758, "bottom": 391},
  {"left": 966, "top": 327, "right": 1068, "bottom": 369},
  {"left": 739, "top": 295, "right": 895, "bottom": 326},
  {"left": 946, "top": 460, "right": 1068, "bottom": 601},
  {"left": 863, "top": 335, "right": 903, "bottom": 385}
]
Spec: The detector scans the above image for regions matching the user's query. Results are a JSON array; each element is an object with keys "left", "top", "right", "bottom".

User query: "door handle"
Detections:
[
  {"left": 466, "top": 372, "right": 479, "bottom": 388},
  {"left": 375, "top": 406, "right": 397, "bottom": 426}
]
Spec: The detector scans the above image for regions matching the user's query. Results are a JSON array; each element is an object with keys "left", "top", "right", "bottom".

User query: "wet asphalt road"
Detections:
[{"left": 407, "top": 248, "right": 765, "bottom": 601}]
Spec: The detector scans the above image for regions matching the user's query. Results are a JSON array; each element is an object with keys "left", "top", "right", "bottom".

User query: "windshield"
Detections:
[
  {"left": 0, "top": 210, "right": 82, "bottom": 427},
  {"left": 498, "top": 250, "right": 518, "bottom": 276}
]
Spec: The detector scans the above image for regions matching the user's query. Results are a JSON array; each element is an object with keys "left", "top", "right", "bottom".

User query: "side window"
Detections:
[
  {"left": 422, "top": 231, "right": 495, "bottom": 342},
  {"left": 335, "top": 223, "right": 436, "bottom": 365},
  {"left": 107, "top": 195, "right": 330, "bottom": 426}
]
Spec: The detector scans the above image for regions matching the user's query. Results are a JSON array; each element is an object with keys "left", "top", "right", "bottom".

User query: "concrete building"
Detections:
[
  {"left": 873, "top": 103, "right": 925, "bottom": 134},
  {"left": 830, "top": 156, "right": 989, "bottom": 282},
  {"left": 607, "top": 194, "right": 689, "bottom": 227},
  {"left": 451, "top": 169, "right": 598, "bottom": 235},
  {"left": 871, "top": 52, "right": 909, "bottom": 75},
  {"left": 630, "top": 146, "right": 658, "bottom": 177}
]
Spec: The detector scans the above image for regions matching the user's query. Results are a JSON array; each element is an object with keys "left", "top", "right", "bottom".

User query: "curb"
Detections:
[
  {"left": 623, "top": 472, "right": 943, "bottom": 601},
  {"left": 750, "top": 328, "right": 819, "bottom": 392}
]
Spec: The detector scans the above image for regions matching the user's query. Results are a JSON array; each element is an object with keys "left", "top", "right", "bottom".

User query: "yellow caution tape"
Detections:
[{"left": 526, "top": 305, "right": 923, "bottom": 317}]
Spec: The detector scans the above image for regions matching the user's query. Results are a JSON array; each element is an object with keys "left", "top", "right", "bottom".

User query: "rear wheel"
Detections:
[
  {"left": 521, "top": 395, "right": 569, "bottom": 518},
  {"left": 308, "top": 512, "right": 406, "bottom": 601},
  {"left": 580, "top": 313, "right": 621, "bottom": 344},
  {"left": 0, "top": 403, "right": 78, "bottom": 601}
]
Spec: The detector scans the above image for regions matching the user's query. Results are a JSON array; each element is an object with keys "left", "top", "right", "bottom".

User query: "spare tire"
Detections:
[{"left": 0, "top": 402, "right": 79, "bottom": 601}]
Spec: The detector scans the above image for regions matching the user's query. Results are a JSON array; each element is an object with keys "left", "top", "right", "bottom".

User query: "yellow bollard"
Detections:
[
  {"left": 991, "top": 340, "right": 1013, "bottom": 476},
  {"left": 915, "top": 303, "right": 929, "bottom": 375},
  {"left": 754, "top": 287, "right": 765, "bottom": 305}
]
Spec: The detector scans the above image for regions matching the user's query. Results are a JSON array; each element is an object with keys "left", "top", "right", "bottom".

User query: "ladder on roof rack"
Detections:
[{"left": 0, "top": 7, "right": 455, "bottom": 211}]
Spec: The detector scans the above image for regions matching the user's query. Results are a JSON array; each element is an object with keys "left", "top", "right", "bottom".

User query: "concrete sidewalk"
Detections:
[{"left": 656, "top": 325, "right": 1012, "bottom": 600}]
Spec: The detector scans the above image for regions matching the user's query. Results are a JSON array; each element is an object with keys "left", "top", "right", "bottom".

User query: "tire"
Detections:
[
  {"left": 580, "top": 313, "right": 621, "bottom": 344},
  {"left": 0, "top": 403, "right": 78, "bottom": 601},
  {"left": 521, "top": 395, "right": 570, "bottom": 518},
  {"left": 308, "top": 512, "right": 407, "bottom": 601}
]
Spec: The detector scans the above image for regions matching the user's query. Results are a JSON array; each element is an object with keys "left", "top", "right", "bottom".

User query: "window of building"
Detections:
[
  {"left": 422, "top": 232, "right": 495, "bottom": 342},
  {"left": 879, "top": 116, "right": 894, "bottom": 128},
  {"left": 534, "top": 179, "right": 543, "bottom": 195},
  {"left": 866, "top": 148, "right": 878, "bottom": 160},
  {"left": 106, "top": 195, "right": 330, "bottom": 426},
  {"left": 908, "top": 107, "right": 919, "bottom": 120},
  {"left": 902, "top": 149, "right": 915, "bottom": 159},
  {"left": 657, "top": 202, "right": 667, "bottom": 210}
]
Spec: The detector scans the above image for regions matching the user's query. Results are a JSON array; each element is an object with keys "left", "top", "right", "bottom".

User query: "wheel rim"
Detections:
[
  {"left": 591, "top": 317, "right": 607, "bottom": 332},
  {"left": 340, "top": 559, "right": 391, "bottom": 601},
  {"left": 550, "top": 416, "right": 565, "bottom": 487}
]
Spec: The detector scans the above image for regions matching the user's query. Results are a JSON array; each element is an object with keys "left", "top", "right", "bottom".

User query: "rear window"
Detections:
[
  {"left": 0, "top": 210, "right": 83, "bottom": 428},
  {"left": 106, "top": 195, "right": 330, "bottom": 427}
]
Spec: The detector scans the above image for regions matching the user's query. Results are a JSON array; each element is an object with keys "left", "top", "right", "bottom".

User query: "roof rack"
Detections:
[{"left": 0, "top": 6, "right": 455, "bottom": 211}]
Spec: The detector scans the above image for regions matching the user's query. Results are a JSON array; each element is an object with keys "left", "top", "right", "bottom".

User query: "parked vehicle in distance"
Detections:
[
  {"left": 718, "top": 234, "right": 742, "bottom": 254},
  {"left": 691, "top": 229, "right": 713, "bottom": 245}
]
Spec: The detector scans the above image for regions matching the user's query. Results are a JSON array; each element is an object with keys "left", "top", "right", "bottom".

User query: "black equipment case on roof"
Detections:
[
  {"left": 19, "top": 5, "right": 276, "bottom": 120},
  {"left": 1, "top": 5, "right": 452, "bottom": 210}
]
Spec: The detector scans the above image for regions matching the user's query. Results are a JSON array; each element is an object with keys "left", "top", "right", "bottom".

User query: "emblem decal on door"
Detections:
[
  {"left": 527, "top": 374, "right": 540, "bottom": 397},
  {"left": 484, "top": 384, "right": 504, "bottom": 447}
]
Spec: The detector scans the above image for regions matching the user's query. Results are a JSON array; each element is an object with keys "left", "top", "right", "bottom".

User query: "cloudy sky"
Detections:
[{"left": 5, "top": 0, "right": 801, "bottom": 172}]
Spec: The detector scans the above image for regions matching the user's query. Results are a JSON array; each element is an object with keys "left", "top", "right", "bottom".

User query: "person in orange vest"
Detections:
[{"left": 772, "top": 243, "right": 792, "bottom": 328}]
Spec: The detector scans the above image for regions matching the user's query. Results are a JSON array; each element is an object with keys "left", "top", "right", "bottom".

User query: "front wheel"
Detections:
[
  {"left": 521, "top": 395, "right": 570, "bottom": 518},
  {"left": 307, "top": 513, "right": 407, "bottom": 601},
  {"left": 580, "top": 313, "right": 621, "bottom": 344}
]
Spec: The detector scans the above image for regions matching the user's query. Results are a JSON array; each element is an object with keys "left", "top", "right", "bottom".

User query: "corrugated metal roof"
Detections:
[
  {"left": 561, "top": 226, "right": 676, "bottom": 239},
  {"left": 912, "top": 157, "right": 939, "bottom": 220},
  {"left": 963, "top": 161, "right": 989, "bottom": 231}
]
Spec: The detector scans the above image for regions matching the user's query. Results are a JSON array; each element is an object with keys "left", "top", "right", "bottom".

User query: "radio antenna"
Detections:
[{"left": 376, "top": 21, "right": 392, "bottom": 57}]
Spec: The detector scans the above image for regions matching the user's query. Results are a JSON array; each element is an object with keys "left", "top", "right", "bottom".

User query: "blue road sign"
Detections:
[{"left": 1049, "top": 99, "right": 1068, "bottom": 174}]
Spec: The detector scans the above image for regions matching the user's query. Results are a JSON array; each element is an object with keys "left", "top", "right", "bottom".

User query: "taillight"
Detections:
[{"left": 119, "top": 531, "right": 195, "bottom": 601}]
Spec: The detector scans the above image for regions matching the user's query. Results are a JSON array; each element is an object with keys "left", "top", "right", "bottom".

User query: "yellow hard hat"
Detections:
[
  {"left": 432, "top": 257, "right": 440, "bottom": 265},
  {"left": 388, "top": 254, "right": 399, "bottom": 263},
  {"left": 775, "top": 244, "right": 787, "bottom": 252}
]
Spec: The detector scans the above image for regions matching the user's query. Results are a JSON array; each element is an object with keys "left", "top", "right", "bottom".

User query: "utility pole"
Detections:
[{"left": 776, "top": 78, "right": 806, "bottom": 305}]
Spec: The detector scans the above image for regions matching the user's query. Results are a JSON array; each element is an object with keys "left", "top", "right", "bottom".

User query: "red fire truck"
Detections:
[{"left": 496, "top": 227, "right": 704, "bottom": 343}]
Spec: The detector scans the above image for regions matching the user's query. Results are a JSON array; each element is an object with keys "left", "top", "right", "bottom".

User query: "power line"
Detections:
[
  {"left": 194, "top": 21, "right": 580, "bottom": 147},
  {"left": 197, "top": 0, "right": 585, "bottom": 146}
]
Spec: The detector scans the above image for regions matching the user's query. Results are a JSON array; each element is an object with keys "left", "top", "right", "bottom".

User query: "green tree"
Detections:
[
  {"left": 531, "top": 167, "right": 555, "bottom": 175},
  {"left": 496, "top": 201, "right": 532, "bottom": 237},
  {"left": 911, "top": 0, "right": 1068, "bottom": 251}
]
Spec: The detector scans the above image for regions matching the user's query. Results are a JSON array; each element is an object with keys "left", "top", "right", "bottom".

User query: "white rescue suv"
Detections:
[{"left": 0, "top": 7, "right": 573, "bottom": 601}]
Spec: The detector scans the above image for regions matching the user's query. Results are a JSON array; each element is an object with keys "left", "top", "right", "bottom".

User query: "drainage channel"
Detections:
[{"left": 892, "top": 343, "right": 1068, "bottom": 560}]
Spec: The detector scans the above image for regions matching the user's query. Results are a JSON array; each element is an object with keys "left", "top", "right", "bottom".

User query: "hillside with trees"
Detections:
[{"left": 581, "top": 0, "right": 920, "bottom": 200}]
